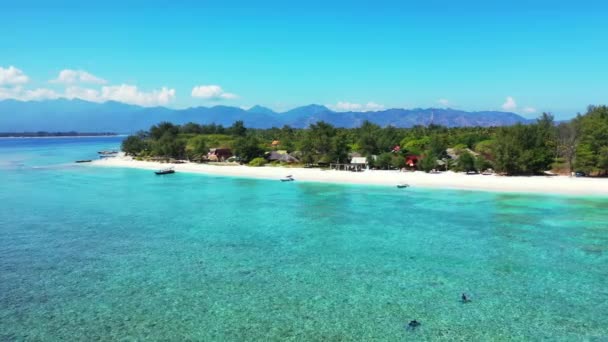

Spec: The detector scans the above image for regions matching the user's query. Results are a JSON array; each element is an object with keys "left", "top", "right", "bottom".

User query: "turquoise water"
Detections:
[{"left": 1, "top": 138, "right": 607, "bottom": 341}]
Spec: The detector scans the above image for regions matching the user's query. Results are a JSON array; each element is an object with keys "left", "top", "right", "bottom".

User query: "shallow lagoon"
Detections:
[{"left": 1, "top": 138, "right": 607, "bottom": 340}]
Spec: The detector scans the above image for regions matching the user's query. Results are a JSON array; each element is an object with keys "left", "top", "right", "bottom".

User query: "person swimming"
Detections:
[
  {"left": 407, "top": 320, "right": 421, "bottom": 330},
  {"left": 461, "top": 293, "right": 471, "bottom": 303}
]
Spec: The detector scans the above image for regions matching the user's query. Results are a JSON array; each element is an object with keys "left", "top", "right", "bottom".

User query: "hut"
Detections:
[
  {"left": 330, "top": 156, "right": 368, "bottom": 171},
  {"left": 405, "top": 155, "right": 420, "bottom": 168},
  {"left": 266, "top": 150, "right": 300, "bottom": 163}
]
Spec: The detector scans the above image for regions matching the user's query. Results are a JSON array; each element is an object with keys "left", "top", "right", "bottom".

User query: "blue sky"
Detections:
[{"left": 1, "top": 0, "right": 607, "bottom": 118}]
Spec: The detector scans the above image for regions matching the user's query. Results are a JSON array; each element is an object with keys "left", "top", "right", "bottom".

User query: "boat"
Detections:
[
  {"left": 75, "top": 160, "right": 92, "bottom": 163},
  {"left": 397, "top": 184, "right": 409, "bottom": 188},
  {"left": 98, "top": 150, "right": 118, "bottom": 155},
  {"left": 155, "top": 168, "right": 175, "bottom": 175},
  {"left": 280, "top": 175, "right": 295, "bottom": 182}
]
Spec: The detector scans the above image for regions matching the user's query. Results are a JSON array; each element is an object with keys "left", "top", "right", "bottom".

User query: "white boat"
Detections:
[{"left": 155, "top": 167, "right": 175, "bottom": 175}]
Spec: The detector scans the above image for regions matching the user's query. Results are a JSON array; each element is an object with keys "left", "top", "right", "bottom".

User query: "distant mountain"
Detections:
[
  {"left": 283, "top": 104, "right": 331, "bottom": 117},
  {"left": 0, "top": 99, "right": 531, "bottom": 132},
  {"left": 247, "top": 105, "right": 276, "bottom": 115}
]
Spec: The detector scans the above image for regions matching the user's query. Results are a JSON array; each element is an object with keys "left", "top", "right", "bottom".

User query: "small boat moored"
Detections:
[
  {"left": 280, "top": 175, "right": 295, "bottom": 182},
  {"left": 98, "top": 150, "right": 118, "bottom": 155},
  {"left": 397, "top": 184, "right": 410, "bottom": 188},
  {"left": 155, "top": 168, "right": 175, "bottom": 175},
  {"left": 75, "top": 160, "right": 92, "bottom": 163}
]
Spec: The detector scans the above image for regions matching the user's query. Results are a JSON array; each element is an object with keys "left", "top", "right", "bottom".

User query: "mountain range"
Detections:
[{"left": 0, "top": 99, "right": 531, "bottom": 132}]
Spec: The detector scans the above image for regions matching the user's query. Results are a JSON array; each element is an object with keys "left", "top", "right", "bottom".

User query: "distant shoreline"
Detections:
[
  {"left": 90, "top": 155, "right": 608, "bottom": 197},
  {"left": 0, "top": 133, "right": 123, "bottom": 139}
]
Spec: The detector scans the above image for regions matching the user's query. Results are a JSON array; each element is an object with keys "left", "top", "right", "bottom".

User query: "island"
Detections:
[{"left": 91, "top": 105, "right": 608, "bottom": 196}]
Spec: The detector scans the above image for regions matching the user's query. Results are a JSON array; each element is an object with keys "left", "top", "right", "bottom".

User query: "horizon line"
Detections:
[{"left": 0, "top": 97, "right": 568, "bottom": 117}]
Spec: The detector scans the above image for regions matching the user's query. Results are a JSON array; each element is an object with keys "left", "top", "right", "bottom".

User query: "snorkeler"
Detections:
[
  {"left": 461, "top": 293, "right": 471, "bottom": 303},
  {"left": 407, "top": 320, "right": 421, "bottom": 330}
]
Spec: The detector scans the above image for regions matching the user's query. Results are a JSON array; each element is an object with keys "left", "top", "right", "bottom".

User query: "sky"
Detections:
[{"left": 1, "top": 0, "right": 608, "bottom": 119}]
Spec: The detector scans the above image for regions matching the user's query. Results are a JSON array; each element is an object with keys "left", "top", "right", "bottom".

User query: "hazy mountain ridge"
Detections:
[{"left": 0, "top": 99, "right": 531, "bottom": 132}]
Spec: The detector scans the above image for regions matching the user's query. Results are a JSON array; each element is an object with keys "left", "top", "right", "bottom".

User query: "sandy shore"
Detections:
[{"left": 90, "top": 155, "right": 608, "bottom": 196}]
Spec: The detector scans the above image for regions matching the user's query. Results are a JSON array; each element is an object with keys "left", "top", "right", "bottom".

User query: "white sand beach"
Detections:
[{"left": 91, "top": 155, "right": 608, "bottom": 196}]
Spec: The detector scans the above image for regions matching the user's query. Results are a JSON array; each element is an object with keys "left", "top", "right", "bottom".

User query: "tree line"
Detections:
[{"left": 122, "top": 105, "right": 608, "bottom": 176}]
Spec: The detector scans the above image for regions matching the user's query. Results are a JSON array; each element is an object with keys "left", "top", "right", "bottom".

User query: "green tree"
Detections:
[
  {"left": 419, "top": 152, "right": 438, "bottom": 172},
  {"left": 279, "top": 125, "right": 296, "bottom": 151},
  {"left": 574, "top": 106, "right": 608, "bottom": 175},
  {"left": 357, "top": 120, "right": 381, "bottom": 155},
  {"left": 474, "top": 139, "right": 496, "bottom": 161},
  {"left": 401, "top": 137, "right": 430, "bottom": 155},
  {"left": 186, "top": 135, "right": 208, "bottom": 160},
  {"left": 229, "top": 120, "right": 247, "bottom": 137},
  {"left": 180, "top": 122, "right": 202, "bottom": 134},
  {"left": 248, "top": 157, "right": 267, "bottom": 167},
  {"left": 377, "top": 125, "right": 401, "bottom": 152},
  {"left": 493, "top": 115, "right": 556, "bottom": 175},
  {"left": 301, "top": 121, "right": 336, "bottom": 163},
  {"left": 233, "top": 135, "right": 264, "bottom": 163},
  {"left": 474, "top": 155, "right": 491, "bottom": 172},
  {"left": 153, "top": 131, "right": 186, "bottom": 159},
  {"left": 330, "top": 132, "right": 350, "bottom": 163},
  {"left": 121, "top": 135, "right": 148, "bottom": 156},
  {"left": 375, "top": 152, "right": 394, "bottom": 169},
  {"left": 458, "top": 151, "right": 476, "bottom": 172},
  {"left": 150, "top": 122, "right": 179, "bottom": 140},
  {"left": 391, "top": 154, "right": 406, "bottom": 169}
]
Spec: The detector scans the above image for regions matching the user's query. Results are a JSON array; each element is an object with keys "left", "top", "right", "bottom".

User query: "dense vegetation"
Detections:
[{"left": 122, "top": 106, "right": 608, "bottom": 176}]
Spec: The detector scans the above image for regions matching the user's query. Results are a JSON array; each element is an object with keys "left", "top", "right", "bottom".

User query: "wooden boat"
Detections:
[
  {"left": 155, "top": 168, "right": 175, "bottom": 175},
  {"left": 75, "top": 160, "right": 92, "bottom": 163},
  {"left": 396, "top": 184, "right": 409, "bottom": 188},
  {"left": 98, "top": 150, "right": 118, "bottom": 155}
]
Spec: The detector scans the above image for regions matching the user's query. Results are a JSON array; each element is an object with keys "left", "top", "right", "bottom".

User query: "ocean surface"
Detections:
[{"left": 1, "top": 137, "right": 607, "bottom": 341}]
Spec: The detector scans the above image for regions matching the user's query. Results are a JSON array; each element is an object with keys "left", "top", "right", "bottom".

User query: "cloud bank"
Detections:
[
  {"left": 191, "top": 85, "right": 237, "bottom": 100},
  {"left": 437, "top": 98, "right": 450, "bottom": 107},
  {"left": 51, "top": 69, "right": 107, "bottom": 85},
  {"left": 501, "top": 96, "right": 538, "bottom": 115},
  {"left": 0, "top": 66, "right": 30, "bottom": 86},
  {"left": 65, "top": 85, "right": 176, "bottom": 106},
  {"left": 329, "top": 101, "right": 385, "bottom": 112},
  {"left": 0, "top": 65, "right": 175, "bottom": 107},
  {"left": 502, "top": 96, "right": 517, "bottom": 111}
]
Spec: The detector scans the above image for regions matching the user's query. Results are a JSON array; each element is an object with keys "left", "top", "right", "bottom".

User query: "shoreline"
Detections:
[
  {"left": 0, "top": 135, "right": 124, "bottom": 139},
  {"left": 89, "top": 155, "right": 608, "bottom": 197}
]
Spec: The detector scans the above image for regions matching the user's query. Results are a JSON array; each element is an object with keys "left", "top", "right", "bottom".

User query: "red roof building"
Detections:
[{"left": 405, "top": 155, "right": 420, "bottom": 168}]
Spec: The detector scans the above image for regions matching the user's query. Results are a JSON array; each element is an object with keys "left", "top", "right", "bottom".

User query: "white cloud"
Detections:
[
  {"left": 523, "top": 106, "right": 537, "bottom": 114},
  {"left": 102, "top": 84, "right": 175, "bottom": 106},
  {"left": 0, "top": 86, "right": 60, "bottom": 101},
  {"left": 51, "top": 69, "right": 107, "bottom": 85},
  {"left": 329, "top": 101, "right": 385, "bottom": 112},
  {"left": 437, "top": 98, "right": 450, "bottom": 107},
  {"left": 0, "top": 66, "right": 29, "bottom": 85},
  {"left": 0, "top": 87, "right": 20, "bottom": 100},
  {"left": 1, "top": 84, "right": 175, "bottom": 106},
  {"left": 501, "top": 96, "right": 517, "bottom": 111},
  {"left": 191, "top": 85, "right": 237, "bottom": 100},
  {"left": 64, "top": 84, "right": 175, "bottom": 106},
  {"left": 65, "top": 86, "right": 101, "bottom": 102},
  {"left": 23, "top": 88, "right": 61, "bottom": 100},
  {"left": 0, "top": 65, "right": 174, "bottom": 106}
]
